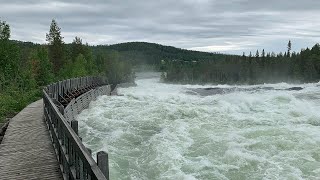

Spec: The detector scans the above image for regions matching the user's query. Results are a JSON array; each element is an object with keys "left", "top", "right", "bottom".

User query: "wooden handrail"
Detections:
[{"left": 43, "top": 77, "right": 109, "bottom": 180}]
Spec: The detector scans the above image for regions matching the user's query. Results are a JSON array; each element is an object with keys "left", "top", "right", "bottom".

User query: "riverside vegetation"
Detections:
[{"left": 0, "top": 19, "right": 133, "bottom": 123}]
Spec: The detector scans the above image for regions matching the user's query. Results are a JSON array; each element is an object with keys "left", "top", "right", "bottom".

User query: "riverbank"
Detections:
[
  {"left": 0, "top": 88, "right": 41, "bottom": 144},
  {"left": 0, "top": 89, "right": 41, "bottom": 124}
]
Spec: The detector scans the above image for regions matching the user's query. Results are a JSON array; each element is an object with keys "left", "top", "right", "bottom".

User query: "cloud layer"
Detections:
[{"left": 1, "top": 0, "right": 320, "bottom": 54}]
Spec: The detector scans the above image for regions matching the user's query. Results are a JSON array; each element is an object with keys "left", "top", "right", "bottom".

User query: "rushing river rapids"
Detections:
[{"left": 78, "top": 73, "right": 320, "bottom": 180}]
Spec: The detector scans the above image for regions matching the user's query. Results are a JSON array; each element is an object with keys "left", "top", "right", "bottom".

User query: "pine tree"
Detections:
[
  {"left": 0, "top": 20, "right": 10, "bottom": 40},
  {"left": 262, "top": 49, "right": 265, "bottom": 58},
  {"left": 46, "top": 19, "right": 65, "bottom": 73},
  {"left": 30, "top": 47, "right": 54, "bottom": 86},
  {"left": 72, "top": 54, "right": 87, "bottom": 77},
  {"left": 0, "top": 20, "right": 20, "bottom": 90},
  {"left": 71, "top": 36, "right": 83, "bottom": 62},
  {"left": 255, "top": 50, "right": 260, "bottom": 58},
  {"left": 287, "top": 40, "right": 292, "bottom": 57}
]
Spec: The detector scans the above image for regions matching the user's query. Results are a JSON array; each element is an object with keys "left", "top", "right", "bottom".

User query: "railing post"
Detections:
[
  {"left": 71, "top": 120, "right": 78, "bottom": 135},
  {"left": 80, "top": 158, "right": 85, "bottom": 180},
  {"left": 87, "top": 148, "right": 92, "bottom": 155},
  {"left": 59, "top": 105, "right": 64, "bottom": 115},
  {"left": 76, "top": 153, "right": 80, "bottom": 179},
  {"left": 97, "top": 151, "right": 109, "bottom": 180}
]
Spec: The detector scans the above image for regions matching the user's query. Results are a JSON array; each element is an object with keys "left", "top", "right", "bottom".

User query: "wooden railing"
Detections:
[
  {"left": 64, "top": 86, "right": 111, "bottom": 123},
  {"left": 43, "top": 77, "right": 110, "bottom": 180}
]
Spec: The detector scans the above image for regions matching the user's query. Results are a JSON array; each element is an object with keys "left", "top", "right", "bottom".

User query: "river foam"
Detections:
[{"left": 77, "top": 73, "right": 320, "bottom": 180}]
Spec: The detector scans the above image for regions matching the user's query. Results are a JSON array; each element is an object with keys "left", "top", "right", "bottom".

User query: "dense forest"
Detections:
[
  {"left": 164, "top": 41, "right": 320, "bottom": 84},
  {"left": 94, "top": 42, "right": 227, "bottom": 69},
  {"left": 0, "top": 19, "right": 133, "bottom": 123}
]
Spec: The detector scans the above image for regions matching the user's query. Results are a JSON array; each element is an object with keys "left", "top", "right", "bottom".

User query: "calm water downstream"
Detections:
[{"left": 78, "top": 73, "right": 320, "bottom": 180}]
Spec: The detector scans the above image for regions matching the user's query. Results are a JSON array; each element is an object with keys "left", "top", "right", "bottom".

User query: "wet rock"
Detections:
[
  {"left": 188, "top": 87, "right": 236, "bottom": 96},
  {"left": 185, "top": 90, "right": 198, "bottom": 95},
  {"left": 111, "top": 89, "right": 118, "bottom": 96},
  {"left": 287, "top": 87, "right": 303, "bottom": 91},
  {"left": 204, "top": 87, "right": 220, "bottom": 91},
  {"left": 261, "top": 87, "right": 275, "bottom": 90}
]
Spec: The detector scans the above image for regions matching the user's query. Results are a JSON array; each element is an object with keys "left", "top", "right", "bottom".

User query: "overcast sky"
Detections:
[{"left": 1, "top": 0, "right": 320, "bottom": 54}]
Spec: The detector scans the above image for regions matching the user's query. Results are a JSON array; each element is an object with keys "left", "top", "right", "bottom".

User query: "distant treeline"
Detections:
[{"left": 164, "top": 41, "right": 320, "bottom": 84}]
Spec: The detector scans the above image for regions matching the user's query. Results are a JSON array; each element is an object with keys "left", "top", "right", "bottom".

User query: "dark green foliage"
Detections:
[
  {"left": 0, "top": 19, "right": 133, "bottom": 123},
  {"left": 165, "top": 43, "right": 320, "bottom": 84},
  {"left": 0, "top": 21, "right": 10, "bottom": 40},
  {"left": 46, "top": 19, "right": 65, "bottom": 73},
  {"left": 287, "top": 40, "right": 292, "bottom": 57},
  {"left": 72, "top": 54, "right": 88, "bottom": 77},
  {"left": 71, "top": 36, "right": 84, "bottom": 62},
  {"left": 95, "top": 50, "right": 133, "bottom": 84},
  {"left": 94, "top": 42, "right": 227, "bottom": 69},
  {"left": 29, "top": 47, "right": 54, "bottom": 86},
  {"left": 0, "top": 40, "right": 20, "bottom": 90}
]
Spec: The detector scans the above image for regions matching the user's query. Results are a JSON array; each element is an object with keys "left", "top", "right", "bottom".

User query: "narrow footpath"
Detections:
[{"left": 0, "top": 99, "right": 62, "bottom": 180}]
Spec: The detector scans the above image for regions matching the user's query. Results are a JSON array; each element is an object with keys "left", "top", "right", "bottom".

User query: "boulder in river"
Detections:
[{"left": 287, "top": 87, "right": 303, "bottom": 91}]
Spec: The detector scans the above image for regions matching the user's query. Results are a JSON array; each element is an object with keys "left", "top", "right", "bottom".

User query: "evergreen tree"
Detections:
[
  {"left": 0, "top": 20, "right": 20, "bottom": 91},
  {"left": 83, "top": 43, "right": 97, "bottom": 74},
  {"left": 287, "top": 40, "right": 292, "bottom": 57},
  {"left": 262, "top": 49, "right": 265, "bottom": 58},
  {"left": 46, "top": 19, "right": 65, "bottom": 73},
  {"left": 19, "top": 54, "right": 37, "bottom": 91},
  {"left": 0, "top": 20, "right": 10, "bottom": 40},
  {"left": 72, "top": 54, "right": 87, "bottom": 77},
  {"left": 30, "top": 47, "right": 54, "bottom": 86},
  {"left": 71, "top": 36, "right": 83, "bottom": 62}
]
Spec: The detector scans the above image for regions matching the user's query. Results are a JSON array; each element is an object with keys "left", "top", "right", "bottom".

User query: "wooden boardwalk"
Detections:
[{"left": 0, "top": 99, "right": 63, "bottom": 180}]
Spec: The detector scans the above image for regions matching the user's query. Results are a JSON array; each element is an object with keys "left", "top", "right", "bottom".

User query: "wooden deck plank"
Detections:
[{"left": 0, "top": 99, "right": 63, "bottom": 180}]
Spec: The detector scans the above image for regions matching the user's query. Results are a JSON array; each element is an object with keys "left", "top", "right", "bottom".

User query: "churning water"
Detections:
[{"left": 77, "top": 73, "right": 320, "bottom": 180}]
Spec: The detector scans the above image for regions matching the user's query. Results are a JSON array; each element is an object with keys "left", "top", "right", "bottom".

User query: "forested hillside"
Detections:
[
  {"left": 11, "top": 41, "right": 228, "bottom": 71},
  {"left": 0, "top": 19, "right": 133, "bottom": 123},
  {"left": 164, "top": 41, "right": 320, "bottom": 84},
  {"left": 94, "top": 42, "right": 227, "bottom": 67}
]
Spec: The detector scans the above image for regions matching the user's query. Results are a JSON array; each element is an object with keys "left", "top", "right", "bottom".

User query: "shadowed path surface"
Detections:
[{"left": 0, "top": 99, "right": 63, "bottom": 180}]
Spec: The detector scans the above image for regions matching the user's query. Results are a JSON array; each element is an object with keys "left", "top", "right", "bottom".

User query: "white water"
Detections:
[{"left": 78, "top": 73, "right": 320, "bottom": 180}]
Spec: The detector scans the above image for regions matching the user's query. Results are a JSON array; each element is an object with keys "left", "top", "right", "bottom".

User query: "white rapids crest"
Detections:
[{"left": 77, "top": 72, "right": 320, "bottom": 180}]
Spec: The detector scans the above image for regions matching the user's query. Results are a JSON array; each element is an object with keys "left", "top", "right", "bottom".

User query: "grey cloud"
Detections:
[{"left": 0, "top": 0, "right": 320, "bottom": 54}]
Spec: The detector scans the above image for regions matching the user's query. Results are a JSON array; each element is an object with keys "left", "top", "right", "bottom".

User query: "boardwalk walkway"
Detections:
[{"left": 0, "top": 99, "right": 62, "bottom": 180}]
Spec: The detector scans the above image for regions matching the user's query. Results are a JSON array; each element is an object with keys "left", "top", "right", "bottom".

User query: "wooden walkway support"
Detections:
[{"left": 0, "top": 99, "right": 63, "bottom": 180}]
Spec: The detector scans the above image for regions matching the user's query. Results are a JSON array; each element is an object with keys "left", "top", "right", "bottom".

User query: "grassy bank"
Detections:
[{"left": 0, "top": 88, "right": 41, "bottom": 124}]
